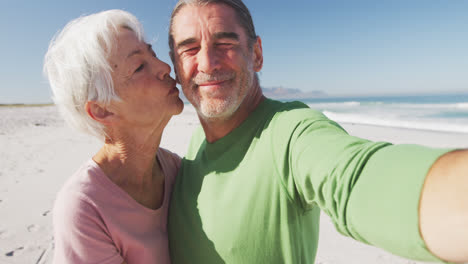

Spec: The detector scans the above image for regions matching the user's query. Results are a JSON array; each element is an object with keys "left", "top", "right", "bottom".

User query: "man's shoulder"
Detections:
[
  {"left": 262, "top": 98, "right": 346, "bottom": 143},
  {"left": 264, "top": 98, "right": 329, "bottom": 124},
  {"left": 265, "top": 98, "right": 308, "bottom": 110}
]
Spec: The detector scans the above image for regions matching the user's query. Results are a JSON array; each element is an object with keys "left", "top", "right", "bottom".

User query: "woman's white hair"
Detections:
[{"left": 43, "top": 9, "right": 144, "bottom": 140}]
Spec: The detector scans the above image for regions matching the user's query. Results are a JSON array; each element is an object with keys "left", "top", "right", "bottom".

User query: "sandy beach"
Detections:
[{"left": 1, "top": 105, "right": 467, "bottom": 264}]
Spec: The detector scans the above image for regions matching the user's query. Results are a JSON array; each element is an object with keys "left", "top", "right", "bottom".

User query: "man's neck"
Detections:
[{"left": 200, "top": 86, "right": 265, "bottom": 143}]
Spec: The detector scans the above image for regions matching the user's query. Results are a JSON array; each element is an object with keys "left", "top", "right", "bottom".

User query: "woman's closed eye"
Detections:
[
  {"left": 134, "top": 49, "right": 157, "bottom": 74},
  {"left": 135, "top": 63, "right": 145, "bottom": 73}
]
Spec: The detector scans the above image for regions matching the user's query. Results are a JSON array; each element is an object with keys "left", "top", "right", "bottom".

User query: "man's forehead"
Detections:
[{"left": 171, "top": 3, "right": 242, "bottom": 41}]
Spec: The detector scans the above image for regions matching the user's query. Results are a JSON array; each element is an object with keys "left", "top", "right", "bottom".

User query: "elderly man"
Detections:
[{"left": 167, "top": 0, "right": 468, "bottom": 263}]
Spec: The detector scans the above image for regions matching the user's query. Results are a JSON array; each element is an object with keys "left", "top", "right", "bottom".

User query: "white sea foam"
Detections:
[
  {"left": 342, "top": 101, "right": 361, "bottom": 106},
  {"left": 305, "top": 95, "right": 468, "bottom": 134},
  {"left": 455, "top": 103, "right": 468, "bottom": 109},
  {"left": 309, "top": 102, "right": 468, "bottom": 110},
  {"left": 323, "top": 111, "right": 468, "bottom": 134},
  {"left": 383, "top": 102, "right": 468, "bottom": 109},
  {"left": 307, "top": 101, "right": 361, "bottom": 109}
]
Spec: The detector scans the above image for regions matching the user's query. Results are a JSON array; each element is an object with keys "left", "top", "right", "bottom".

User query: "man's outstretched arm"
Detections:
[{"left": 420, "top": 149, "right": 468, "bottom": 263}]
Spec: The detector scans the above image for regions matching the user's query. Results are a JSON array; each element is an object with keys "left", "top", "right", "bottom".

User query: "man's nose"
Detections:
[{"left": 197, "top": 46, "right": 220, "bottom": 74}]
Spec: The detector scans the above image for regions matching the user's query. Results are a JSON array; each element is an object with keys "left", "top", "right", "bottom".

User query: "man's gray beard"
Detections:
[
  {"left": 189, "top": 68, "right": 255, "bottom": 122},
  {"left": 192, "top": 71, "right": 235, "bottom": 85},
  {"left": 190, "top": 71, "right": 241, "bottom": 121},
  {"left": 196, "top": 92, "right": 241, "bottom": 121}
]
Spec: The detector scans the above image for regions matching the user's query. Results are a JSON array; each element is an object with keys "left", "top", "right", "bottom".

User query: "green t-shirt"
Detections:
[{"left": 169, "top": 99, "right": 449, "bottom": 263}]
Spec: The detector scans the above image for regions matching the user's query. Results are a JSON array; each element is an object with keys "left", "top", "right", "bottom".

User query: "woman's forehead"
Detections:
[{"left": 109, "top": 28, "right": 145, "bottom": 66}]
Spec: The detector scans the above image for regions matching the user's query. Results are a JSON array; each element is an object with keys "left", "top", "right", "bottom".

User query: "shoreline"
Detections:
[
  {"left": 0, "top": 103, "right": 54, "bottom": 107},
  {"left": 340, "top": 122, "right": 468, "bottom": 149}
]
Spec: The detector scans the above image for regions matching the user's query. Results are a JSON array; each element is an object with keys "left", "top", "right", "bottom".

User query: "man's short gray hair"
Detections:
[
  {"left": 168, "top": 0, "right": 257, "bottom": 56},
  {"left": 43, "top": 9, "right": 144, "bottom": 140}
]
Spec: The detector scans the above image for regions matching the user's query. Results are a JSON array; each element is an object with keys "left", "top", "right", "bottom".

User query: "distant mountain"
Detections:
[{"left": 262, "top": 87, "right": 327, "bottom": 100}]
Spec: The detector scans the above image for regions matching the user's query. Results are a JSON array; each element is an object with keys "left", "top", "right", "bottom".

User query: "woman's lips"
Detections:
[{"left": 168, "top": 86, "right": 180, "bottom": 95}]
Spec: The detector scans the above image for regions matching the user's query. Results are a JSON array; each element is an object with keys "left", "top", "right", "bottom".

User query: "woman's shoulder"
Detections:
[
  {"left": 157, "top": 148, "right": 181, "bottom": 182},
  {"left": 158, "top": 148, "right": 181, "bottom": 168},
  {"left": 54, "top": 159, "right": 107, "bottom": 216},
  {"left": 52, "top": 159, "right": 123, "bottom": 264}
]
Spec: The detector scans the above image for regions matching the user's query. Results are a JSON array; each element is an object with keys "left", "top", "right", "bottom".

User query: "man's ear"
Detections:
[
  {"left": 253, "top": 36, "right": 263, "bottom": 72},
  {"left": 85, "top": 101, "right": 115, "bottom": 124}
]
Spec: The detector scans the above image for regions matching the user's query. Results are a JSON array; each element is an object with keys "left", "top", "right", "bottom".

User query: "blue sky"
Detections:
[{"left": 1, "top": 0, "right": 467, "bottom": 103}]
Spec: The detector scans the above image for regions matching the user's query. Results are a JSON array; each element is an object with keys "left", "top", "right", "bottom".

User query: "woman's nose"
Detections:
[{"left": 152, "top": 57, "right": 172, "bottom": 80}]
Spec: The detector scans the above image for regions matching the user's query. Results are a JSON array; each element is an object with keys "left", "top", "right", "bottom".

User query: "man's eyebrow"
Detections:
[
  {"left": 213, "top": 32, "right": 239, "bottom": 41},
  {"left": 127, "top": 43, "right": 152, "bottom": 58},
  {"left": 175, "top": 32, "right": 240, "bottom": 49},
  {"left": 176, "top": 38, "right": 197, "bottom": 49}
]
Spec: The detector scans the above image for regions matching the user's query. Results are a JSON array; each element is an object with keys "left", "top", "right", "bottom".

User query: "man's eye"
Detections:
[
  {"left": 217, "top": 43, "right": 233, "bottom": 48},
  {"left": 183, "top": 47, "right": 199, "bottom": 55}
]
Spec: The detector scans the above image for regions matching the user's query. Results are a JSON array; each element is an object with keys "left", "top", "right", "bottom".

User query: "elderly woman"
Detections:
[{"left": 43, "top": 10, "right": 183, "bottom": 264}]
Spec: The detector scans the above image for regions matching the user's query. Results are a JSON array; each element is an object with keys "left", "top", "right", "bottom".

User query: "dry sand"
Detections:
[{"left": 1, "top": 105, "right": 467, "bottom": 264}]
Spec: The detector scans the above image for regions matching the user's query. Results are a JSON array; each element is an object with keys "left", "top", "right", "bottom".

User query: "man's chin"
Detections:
[{"left": 197, "top": 100, "right": 238, "bottom": 121}]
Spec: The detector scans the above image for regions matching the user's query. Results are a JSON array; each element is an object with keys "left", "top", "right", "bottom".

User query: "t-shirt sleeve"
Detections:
[
  {"left": 272, "top": 107, "right": 451, "bottom": 262},
  {"left": 53, "top": 192, "right": 123, "bottom": 264}
]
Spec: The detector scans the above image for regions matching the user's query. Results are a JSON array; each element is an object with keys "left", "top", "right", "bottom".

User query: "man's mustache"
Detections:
[{"left": 191, "top": 71, "right": 236, "bottom": 86}]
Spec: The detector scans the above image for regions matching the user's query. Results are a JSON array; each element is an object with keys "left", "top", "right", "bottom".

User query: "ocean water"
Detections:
[{"left": 299, "top": 93, "right": 468, "bottom": 133}]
